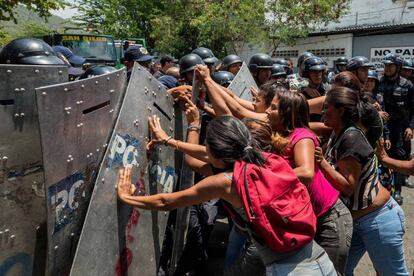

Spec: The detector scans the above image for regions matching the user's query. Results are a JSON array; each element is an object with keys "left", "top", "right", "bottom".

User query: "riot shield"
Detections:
[
  {"left": 70, "top": 64, "right": 176, "bottom": 276},
  {"left": 227, "top": 62, "right": 257, "bottom": 101},
  {"left": 169, "top": 114, "right": 193, "bottom": 275},
  {"left": 0, "top": 65, "right": 68, "bottom": 276},
  {"left": 35, "top": 67, "right": 127, "bottom": 275}
]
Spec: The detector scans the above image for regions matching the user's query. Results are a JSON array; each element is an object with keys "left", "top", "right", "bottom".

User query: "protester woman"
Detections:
[
  {"left": 314, "top": 87, "right": 408, "bottom": 275},
  {"left": 117, "top": 115, "right": 336, "bottom": 276},
  {"left": 266, "top": 88, "right": 352, "bottom": 275}
]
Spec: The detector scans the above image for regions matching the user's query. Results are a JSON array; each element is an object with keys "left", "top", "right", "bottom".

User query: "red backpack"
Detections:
[{"left": 231, "top": 152, "right": 316, "bottom": 253}]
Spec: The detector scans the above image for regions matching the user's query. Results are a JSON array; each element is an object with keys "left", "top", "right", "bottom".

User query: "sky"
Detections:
[{"left": 50, "top": 0, "right": 79, "bottom": 19}]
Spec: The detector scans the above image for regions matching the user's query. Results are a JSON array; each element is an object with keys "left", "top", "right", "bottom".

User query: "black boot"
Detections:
[{"left": 393, "top": 191, "right": 403, "bottom": 205}]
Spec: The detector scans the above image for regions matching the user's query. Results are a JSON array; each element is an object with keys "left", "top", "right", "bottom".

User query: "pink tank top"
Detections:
[{"left": 282, "top": 128, "right": 339, "bottom": 217}]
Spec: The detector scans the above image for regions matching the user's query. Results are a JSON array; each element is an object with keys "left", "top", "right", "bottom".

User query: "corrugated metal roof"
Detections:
[{"left": 311, "top": 22, "right": 414, "bottom": 36}]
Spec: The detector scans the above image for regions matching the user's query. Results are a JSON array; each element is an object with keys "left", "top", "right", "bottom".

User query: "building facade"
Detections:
[{"left": 242, "top": 0, "right": 414, "bottom": 70}]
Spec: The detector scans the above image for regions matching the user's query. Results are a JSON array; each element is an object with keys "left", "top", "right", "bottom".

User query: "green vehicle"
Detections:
[
  {"left": 43, "top": 33, "right": 121, "bottom": 67},
  {"left": 115, "top": 38, "right": 147, "bottom": 64}
]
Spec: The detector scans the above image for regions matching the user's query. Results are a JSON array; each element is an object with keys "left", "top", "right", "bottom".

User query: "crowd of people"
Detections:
[
  {"left": 0, "top": 37, "right": 412, "bottom": 275},
  {"left": 118, "top": 48, "right": 413, "bottom": 276}
]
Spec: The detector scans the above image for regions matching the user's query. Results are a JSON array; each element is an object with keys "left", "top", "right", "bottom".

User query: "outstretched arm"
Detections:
[
  {"left": 376, "top": 139, "right": 414, "bottom": 175},
  {"left": 195, "top": 65, "right": 267, "bottom": 121},
  {"left": 117, "top": 165, "right": 232, "bottom": 211}
]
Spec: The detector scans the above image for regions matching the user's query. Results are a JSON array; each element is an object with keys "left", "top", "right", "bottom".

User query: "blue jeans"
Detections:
[
  {"left": 265, "top": 248, "right": 337, "bottom": 276},
  {"left": 345, "top": 197, "right": 408, "bottom": 276},
  {"left": 224, "top": 225, "right": 248, "bottom": 269}
]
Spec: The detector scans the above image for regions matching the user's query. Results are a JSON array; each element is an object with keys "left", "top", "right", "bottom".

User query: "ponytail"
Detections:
[{"left": 206, "top": 116, "right": 266, "bottom": 166}]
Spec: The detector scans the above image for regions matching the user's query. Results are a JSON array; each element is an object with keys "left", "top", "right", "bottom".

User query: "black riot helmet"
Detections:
[
  {"left": 301, "top": 56, "right": 326, "bottom": 78},
  {"left": 335, "top": 56, "right": 348, "bottom": 72},
  {"left": 346, "top": 56, "right": 372, "bottom": 71},
  {"left": 367, "top": 69, "right": 379, "bottom": 81},
  {"left": 191, "top": 47, "right": 218, "bottom": 66},
  {"left": 179, "top": 54, "right": 205, "bottom": 77},
  {"left": 297, "top": 52, "right": 314, "bottom": 68},
  {"left": 273, "top": 58, "right": 291, "bottom": 74},
  {"left": 402, "top": 59, "right": 414, "bottom": 70},
  {"left": 248, "top": 53, "right": 273, "bottom": 72},
  {"left": 0, "top": 38, "right": 64, "bottom": 65},
  {"left": 212, "top": 71, "right": 235, "bottom": 87},
  {"left": 79, "top": 65, "right": 117, "bottom": 79},
  {"left": 221, "top": 54, "right": 243, "bottom": 70},
  {"left": 382, "top": 53, "right": 404, "bottom": 67},
  {"left": 271, "top": 64, "right": 287, "bottom": 77}
]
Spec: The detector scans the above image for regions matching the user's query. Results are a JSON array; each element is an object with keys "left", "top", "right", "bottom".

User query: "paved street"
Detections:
[
  {"left": 355, "top": 182, "right": 414, "bottom": 275},
  {"left": 207, "top": 185, "right": 414, "bottom": 275}
]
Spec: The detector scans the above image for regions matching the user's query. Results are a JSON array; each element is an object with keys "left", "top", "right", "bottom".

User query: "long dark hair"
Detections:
[
  {"left": 259, "top": 81, "right": 288, "bottom": 107},
  {"left": 242, "top": 118, "right": 273, "bottom": 152},
  {"left": 333, "top": 71, "right": 362, "bottom": 92},
  {"left": 206, "top": 116, "right": 267, "bottom": 166},
  {"left": 326, "top": 87, "right": 361, "bottom": 126},
  {"left": 277, "top": 89, "right": 310, "bottom": 133}
]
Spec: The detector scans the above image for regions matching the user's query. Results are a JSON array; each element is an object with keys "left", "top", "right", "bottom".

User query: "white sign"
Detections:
[{"left": 370, "top": 46, "right": 414, "bottom": 69}]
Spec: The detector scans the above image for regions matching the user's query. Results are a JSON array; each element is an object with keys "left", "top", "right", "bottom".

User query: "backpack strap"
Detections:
[{"left": 221, "top": 200, "right": 265, "bottom": 245}]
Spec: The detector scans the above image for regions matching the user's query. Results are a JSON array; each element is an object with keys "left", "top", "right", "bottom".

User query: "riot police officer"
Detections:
[
  {"left": 300, "top": 56, "right": 327, "bottom": 99},
  {"left": 378, "top": 53, "right": 414, "bottom": 204},
  {"left": 212, "top": 71, "right": 234, "bottom": 88},
  {"left": 346, "top": 56, "right": 372, "bottom": 85},
  {"left": 0, "top": 38, "right": 64, "bottom": 65},
  {"left": 327, "top": 56, "right": 348, "bottom": 83},
  {"left": 400, "top": 59, "right": 414, "bottom": 83},
  {"left": 220, "top": 54, "right": 243, "bottom": 75},
  {"left": 192, "top": 47, "right": 218, "bottom": 74},
  {"left": 270, "top": 64, "right": 287, "bottom": 83},
  {"left": 79, "top": 65, "right": 117, "bottom": 79},
  {"left": 248, "top": 53, "right": 273, "bottom": 86},
  {"left": 273, "top": 58, "right": 292, "bottom": 75},
  {"left": 287, "top": 51, "right": 313, "bottom": 90},
  {"left": 179, "top": 53, "right": 205, "bottom": 84}
]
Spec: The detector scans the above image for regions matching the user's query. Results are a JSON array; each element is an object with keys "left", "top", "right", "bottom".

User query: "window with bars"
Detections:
[
  {"left": 307, "top": 48, "right": 346, "bottom": 57},
  {"left": 274, "top": 50, "right": 299, "bottom": 58}
]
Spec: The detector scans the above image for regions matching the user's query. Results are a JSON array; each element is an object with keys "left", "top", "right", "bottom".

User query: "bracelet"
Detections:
[
  {"left": 188, "top": 125, "right": 200, "bottom": 132},
  {"left": 163, "top": 136, "right": 173, "bottom": 145}
]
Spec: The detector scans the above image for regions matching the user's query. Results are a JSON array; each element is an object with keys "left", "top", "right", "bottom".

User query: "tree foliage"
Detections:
[
  {"left": 74, "top": 0, "right": 351, "bottom": 57},
  {"left": 266, "top": 0, "right": 351, "bottom": 53},
  {"left": 0, "top": 0, "right": 65, "bottom": 23}
]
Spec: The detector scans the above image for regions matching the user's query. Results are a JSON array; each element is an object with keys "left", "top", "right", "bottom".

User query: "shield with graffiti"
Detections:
[
  {"left": 70, "top": 64, "right": 177, "bottom": 275},
  {"left": 35, "top": 67, "right": 127, "bottom": 275},
  {"left": 0, "top": 65, "right": 68, "bottom": 276},
  {"left": 227, "top": 62, "right": 257, "bottom": 101}
]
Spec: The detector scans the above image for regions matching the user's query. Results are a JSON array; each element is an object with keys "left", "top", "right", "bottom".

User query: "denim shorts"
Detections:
[{"left": 345, "top": 197, "right": 408, "bottom": 276}]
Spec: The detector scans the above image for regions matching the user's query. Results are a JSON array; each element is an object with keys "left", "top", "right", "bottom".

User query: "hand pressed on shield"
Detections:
[
  {"left": 147, "top": 115, "right": 169, "bottom": 150},
  {"left": 167, "top": 85, "right": 192, "bottom": 100},
  {"left": 250, "top": 86, "right": 259, "bottom": 99},
  {"left": 194, "top": 64, "right": 211, "bottom": 82},
  {"left": 117, "top": 165, "right": 136, "bottom": 199},
  {"left": 182, "top": 97, "right": 200, "bottom": 125}
]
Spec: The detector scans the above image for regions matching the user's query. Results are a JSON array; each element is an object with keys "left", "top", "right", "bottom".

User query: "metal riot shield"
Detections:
[
  {"left": 0, "top": 65, "right": 68, "bottom": 276},
  {"left": 227, "top": 62, "right": 257, "bottom": 101},
  {"left": 35, "top": 67, "right": 127, "bottom": 275},
  {"left": 169, "top": 112, "right": 193, "bottom": 275},
  {"left": 70, "top": 64, "right": 176, "bottom": 276}
]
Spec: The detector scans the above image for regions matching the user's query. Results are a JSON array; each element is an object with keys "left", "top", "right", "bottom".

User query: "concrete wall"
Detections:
[
  {"left": 320, "top": 0, "right": 414, "bottom": 31},
  {"left": 273, "top": 33, "right": 353, "bottom": 69},
  {"left": 353, "top": 32, "right": 414, "bottom": 69}
]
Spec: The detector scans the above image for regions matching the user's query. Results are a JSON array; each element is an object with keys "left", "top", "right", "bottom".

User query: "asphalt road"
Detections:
[{"left": 355, "top": 182, "right": 414, "bottom": 275}]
